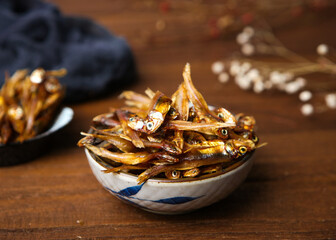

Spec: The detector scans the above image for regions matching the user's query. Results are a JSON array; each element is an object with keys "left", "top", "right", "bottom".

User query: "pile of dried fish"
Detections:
[
  {"left": 0, "top": 68, "right": 66, "bottom": 144},
  {"left": 78, "top": 64, "right": 262, "bottom": 183}
]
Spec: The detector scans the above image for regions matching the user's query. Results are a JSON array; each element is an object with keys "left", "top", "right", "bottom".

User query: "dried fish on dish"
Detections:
[{"left": 79, "top": 63, "right": 264, "bottom": 184}]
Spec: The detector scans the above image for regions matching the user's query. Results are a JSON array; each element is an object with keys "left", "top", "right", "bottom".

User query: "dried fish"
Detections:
[
  {"left": 0, "top": 68, "right": 65, "bottom": 144},
  {"left": 84, "top": 143, "right": 178, "bottom": 165},
  {"left": 79, "top": 63, "right": 262, "bottom": 183},
  {"left": 127, "top": 91, "right": 172, "bottom": 134}
]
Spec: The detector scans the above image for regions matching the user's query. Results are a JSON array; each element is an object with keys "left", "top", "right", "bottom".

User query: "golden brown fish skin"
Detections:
[
  {"left": 84, "top": 143, "right": 177, "bottom": 165},
  {"left": 235, "top": 113, "right": 256, "bottom": 132},
  {"left": 184, "top": 131, "right": 207, "bottom": 144},
  {"left": 78, "top": 63, "right": 260, "bottom": 183},
  {"left": 215, "top": 107, "right": 237, "bottom": 125},
  {"left": 165, "top": 120, "right": 235, "bottom": 136},
  {"left": 228, "top": 129, "right": 259, "bottom": 145},
  {"left": 91, "top": 128, "right": 181, "bottom": 155},
  {"left": 0, "top": 68, "right": 65, "bottom": 144},
  {"left": 119, "top": 91, "right": 151, "bottom": 104},
  {"left": 182, "top": 63, "right": 224, "bottom": 123},
  {"left": 103, "top": 165, "right": 149, "bottom": 174},
  {"left": 137, "top": 155, "right": 232, "bottom": 183},
  {"left": 182, "top": 138, "right": 256, "bottom": 160},
  {"left": 80, "top": 132, "right": 136, "bottom": 153},
  {"left": 77, "top": 135, "right": 95, "bottom": 147},
  {"left": 172, "top": 84, "right": 189, "bottom": 121},
  {"left": 201, "top": 164, "right": 223, "bottom": 175},
  {"left": 142, "top": 139, "right": 182, "bottom": 155},
  {"left": 7, "top": 105, "right": 25, "bottom": 135},
  {"left": 119, "top": 91, "right": 151, "bottom": 111},
  {"left": 144, "top": 88, "right": 155, "bottom": 99},
  {"left": 183, "top": 168, "right": 201, "bottom": 178},
  {"left": 146, "top": 92, "right": 172, "bottom": 132},
  {"left": 127, "top": 91, "right": 172, "bottom": 134},
  {"left": 1, "top": 70, "right": 28, "bottom": 106},
  {"left": 224, "top": 139, "right": 255, "bottom": 159},
  {"left": 0, "top": 116, "right": 12, "bottom": 145},
  {"left": 116, "top": 109, "right": 145, "bottom": 148},
  {"left": 93, "top": 113, "right": 120, "bottom": 128},
  {"left": 183, "top": 139, "right": 226, "bottom": 155},
  {"left": 171, "top": 84, "right": 189, "bottom": 151},
  {"left": 166, "top": 107, "right": 179, "bottom": 120}
]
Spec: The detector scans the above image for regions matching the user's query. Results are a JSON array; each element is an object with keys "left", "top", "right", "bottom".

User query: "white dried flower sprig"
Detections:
[
  {"left": 212, "top": 59, "right": 309, "bottom": 94},
  {"left": 300, "top": 92, "right": 336, "bottom": 116},
  {"left": 212, "top": 26, "right": 336, "bottom": 116},
  {"left": 236, "top": 26, "right": 310, "bottom": 62},
  {"left": 317, "top": 44, "right": 329, "bottom": 56}
]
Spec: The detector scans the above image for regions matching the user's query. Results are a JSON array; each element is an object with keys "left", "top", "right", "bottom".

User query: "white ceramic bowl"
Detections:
[{"left": 86, "top": 149, "right": 254, "bottom": 214}]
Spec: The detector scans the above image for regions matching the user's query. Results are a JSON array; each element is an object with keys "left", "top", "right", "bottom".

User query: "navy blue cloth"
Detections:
[{"left": 0, "top": 0, "right": 136, "bottom": 102}]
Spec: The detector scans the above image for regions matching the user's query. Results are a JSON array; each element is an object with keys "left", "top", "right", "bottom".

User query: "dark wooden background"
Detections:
[{"left": 1, "top": 1, "right": 336, "bottom": 239}]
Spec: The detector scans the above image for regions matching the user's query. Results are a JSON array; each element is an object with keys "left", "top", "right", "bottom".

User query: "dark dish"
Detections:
[{"left": 0, "top": 107, "right": 73, "bottom": 166}]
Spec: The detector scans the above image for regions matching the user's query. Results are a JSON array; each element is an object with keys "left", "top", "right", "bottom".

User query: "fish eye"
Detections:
[
  {"left": 239, "top": 146, "right": 247, "bottom": 154},
  {"left": 146, "top": 121, "right": 154, "bottom": 130},
  {"left": 221, "top": 128, "right": 228, "bottom": 136},
  {"left": 218, "top": 113, "right": 224, "bottom": 119},
  {"left": 171, "top": 170, "right": 179, "bottom": 178},
  {"left": 252, "top": 134, "right": 258, "bottom": 143},
  {"left": 129, "top": 117, "right": 134, "bottom": 122},
  {"left": 166, "top": 170, "right": 181, "bottom": 179}
]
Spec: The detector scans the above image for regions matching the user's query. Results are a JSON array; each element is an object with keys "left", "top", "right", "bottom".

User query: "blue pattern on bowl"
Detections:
[{"left": 104, "top": 184, "right": 203, "bottom": 206}]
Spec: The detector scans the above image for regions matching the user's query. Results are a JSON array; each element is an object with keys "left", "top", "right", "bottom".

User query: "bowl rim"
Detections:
[
  {"left": 86, "top": 148, "right": 254, "bottom": 185},
  {"left": 0, "top": 106, "right": 73, "bottom": 147}
]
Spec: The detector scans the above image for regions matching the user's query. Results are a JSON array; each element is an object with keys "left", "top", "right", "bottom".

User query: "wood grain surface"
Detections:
[{"left": 1, "top": 1, "right": 336, "bottom": 239}]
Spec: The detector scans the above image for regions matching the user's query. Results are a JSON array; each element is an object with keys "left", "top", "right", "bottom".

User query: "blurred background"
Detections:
[
  {"left": 53, "top": 0, "right": 336, "bottom": 117},
  {"left": 1, "top": 0, "right": 336, "bottom": 239},
  {"left": 46, "top": 0, "right": 336, "bottom": 124}
]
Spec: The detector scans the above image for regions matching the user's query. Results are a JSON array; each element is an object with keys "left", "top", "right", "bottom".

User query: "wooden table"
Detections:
[{"left": 1, "top": 1, "right": 336, "bottom": 239}]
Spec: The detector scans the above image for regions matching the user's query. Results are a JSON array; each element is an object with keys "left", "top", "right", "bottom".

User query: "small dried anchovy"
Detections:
[
  {"left": 0, "top": 68, "right": 66, "bottom": 144},
  {"left": 78, "top": 63, "right": 262, "bottom": 183}
]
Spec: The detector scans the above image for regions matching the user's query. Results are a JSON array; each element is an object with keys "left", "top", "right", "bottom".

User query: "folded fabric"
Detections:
[{"left": 0, "top": 0, "right": 136, "bottom": 102}]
